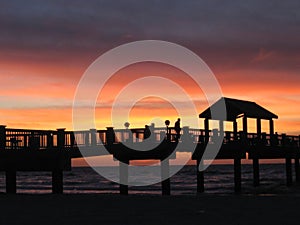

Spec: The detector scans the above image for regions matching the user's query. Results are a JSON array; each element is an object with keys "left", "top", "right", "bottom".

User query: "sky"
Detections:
[{"left": 0, "top": 0, "right": 300, "bottom": 136}]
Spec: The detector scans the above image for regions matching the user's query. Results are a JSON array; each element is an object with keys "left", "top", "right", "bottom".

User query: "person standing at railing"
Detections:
[
  {"left": 174, "top": 118, "right": 181, "bottom": 142},
  {"left": 144, "top": 125, "right": 151, "bottom": 140}
]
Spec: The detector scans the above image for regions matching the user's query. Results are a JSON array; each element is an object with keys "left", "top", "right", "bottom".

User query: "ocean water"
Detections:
[{"left": 0, "top": 164, "right": 294, "bottom": 195}]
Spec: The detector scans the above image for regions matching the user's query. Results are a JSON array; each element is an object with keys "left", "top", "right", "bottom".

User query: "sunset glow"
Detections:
[{"left": 0, "top": 2, "right": 299, "bottom": 134}]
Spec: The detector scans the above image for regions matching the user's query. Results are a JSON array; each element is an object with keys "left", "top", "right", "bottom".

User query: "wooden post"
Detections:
[
  {"left": 106, "top": 127, "right": 115, "bottom": 146},
  {"left": 6, "top": 171, "right": 16, "bottom": 194},
  {"left": 85, "top": 131, "right": 90, "bottom": 146},
  {"left": 119, "top": 160, "right": 129, "bottom": 195},
  {"left": 70, "top": 132, "right": 75, "bottom": 147},
  {"left": 90, "top": 129, "right": 97, "bottom": 147},
  {"left": 253, "top": 158, "right": 260, "bottom": 187},
  {"left": 282, "top": 134, "right": 286, "bottom": 146},
  {"left": 196, "top": 159, "right": 204, "bottom": 193},
  {"left": 286, "top": 157, "right": 293, "bottom": 186},
  {"left": 0, "top": 125, "right": 6, "bottom": 150},
  {"left": 57, "top": 128, "right": 65, "bottom": 149},
  {"left": 253, "top": 119, "right": 261, "bottom": 187},
  {"left": 159, "top": 131, "right": 165, "bottom": 142},
  {"left": 161, "top": 159, "right": 171, "bottom": 195},
  {"left": 234, "top": 158, "right": 241, "bottom": 193},
  {"left": 47, "top": 131, "right": 53, "bottom": 148},
  {"left": 52, "top": 170, "right": 63, "bottom": 194},
  {"left": 295, "top": 158, "right": 300, "bottom": 182},
  {"left": 204, "top": 119, "right": 209, "bottom": 144}
]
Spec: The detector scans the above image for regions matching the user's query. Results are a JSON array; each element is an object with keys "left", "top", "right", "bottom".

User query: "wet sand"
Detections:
[{"left": 0, "top": 194, "right": 300, "bottom": 225}]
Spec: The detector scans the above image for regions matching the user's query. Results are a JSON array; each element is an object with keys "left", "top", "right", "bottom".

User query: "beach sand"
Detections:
[{"left": 0, "top": 194, "right": 300, "bottom": 225}]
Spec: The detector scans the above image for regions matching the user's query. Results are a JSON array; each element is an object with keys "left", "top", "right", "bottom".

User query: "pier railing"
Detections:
[{"left": 1, "top": 125, "right": 299, "bottom": 151}]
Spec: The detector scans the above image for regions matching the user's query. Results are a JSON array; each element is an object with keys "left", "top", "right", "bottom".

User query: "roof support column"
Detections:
[
  {"left": 233, "top": 120, "right": 238, "bottom": 141},
  {"left": 204, "top": 119, "right": 209, "bottom": 144},
  {"left": 269, "top": 119, "right": 274, "bottom": 136}
]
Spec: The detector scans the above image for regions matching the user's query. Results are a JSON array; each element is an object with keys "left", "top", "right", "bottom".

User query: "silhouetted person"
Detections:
[
  {"left": 174, "top": 118, "right": 181, "bottom": 142},
  {"left": 144, "top": 125, "right": 151, "bottom": 140}
]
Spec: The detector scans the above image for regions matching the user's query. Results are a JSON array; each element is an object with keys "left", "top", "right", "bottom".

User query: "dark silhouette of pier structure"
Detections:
[{"left": 0, "top": 97, "right": 299, "bottom": 194}]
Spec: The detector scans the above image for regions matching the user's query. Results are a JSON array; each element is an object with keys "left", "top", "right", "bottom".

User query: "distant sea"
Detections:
[{"left": 0, "top": 164, "right": 297, "bottom": 195}]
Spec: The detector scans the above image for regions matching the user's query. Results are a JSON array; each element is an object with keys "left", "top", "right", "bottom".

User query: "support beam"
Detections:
[
  {"left": 286, "top": 158, "right": 293, "bottom": 186},
  {"left": 234, "top": 158, "right": 241, "bottom": 193},
  {"left": 119, "top": 160, "right": 129, "bottom": 195},
  {"left": 196, "top": 159, "right": 204, "bottom": 193},
  {"left": 253, "top": 158, "right": 260, "bottom": 187},
  {"left": 161, "top": 159, "right": 171, "bottom": 195},
  {"left": 52, "top": 170, "right": 63, "bottom": 194},
  {"left": 6, "top": 171, "right": 16, "bottom": 194},
  {"left": 253, "top": 118, "right": 261, "bottom": 187}
]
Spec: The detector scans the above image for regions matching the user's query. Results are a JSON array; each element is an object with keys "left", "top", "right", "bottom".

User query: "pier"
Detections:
[{"left": 0, "top": 98, "right": 299, "bottom": 195}]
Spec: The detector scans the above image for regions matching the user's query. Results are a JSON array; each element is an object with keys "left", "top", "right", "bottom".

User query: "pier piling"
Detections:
[
  {"left": 119, "top": 161, "right": 129, "bottom": 195},
  {"left": 196, "top": 159, "right": 205, "bottom": 193},
  {"left": 6, "top": 170, "right": 16, "bottom": 194},
  {"left": 161, "top": 159, "right": 171, "bottom": 195}
]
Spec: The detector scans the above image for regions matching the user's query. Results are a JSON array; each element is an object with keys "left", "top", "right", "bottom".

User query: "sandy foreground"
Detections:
[{"left": 0, "top": 194, "right": 300, "bottom": 225}]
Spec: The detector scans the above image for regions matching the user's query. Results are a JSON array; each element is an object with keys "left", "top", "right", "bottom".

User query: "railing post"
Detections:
[
  {"left": 106, "top": 127, "right": 115, "bottom": 145},
  {"left": 0, "top": 125, "right": 6, "bottom": 150},
  {"left": 23, "top": 134, "right": 27, "bottom": 148},
  {"left": 181, "top": 126, "right": 191, "bottom": 143},
  {"left": 47, "top": 131, "right": 53, "bottom": 148},
  {"left": 70, "top": 132, "right": 75, "bottom": 147},
  {"left": 29, "top": 131, "right": 39, "bottom": 150},
  {"left": 160, "top": 131, "right": 166, "bottom": 142},
  {"left": 282, "top": 134, "right": 286, "bottom": 146},
  {"left": 85, "top": 131, "right": 90, "bottom": 146},
  {"left": 90, "top": 129, "right": 97, "bottom": 147},
  {"left": 57, "top": 128, "right": 65, "bottom": 149}
]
